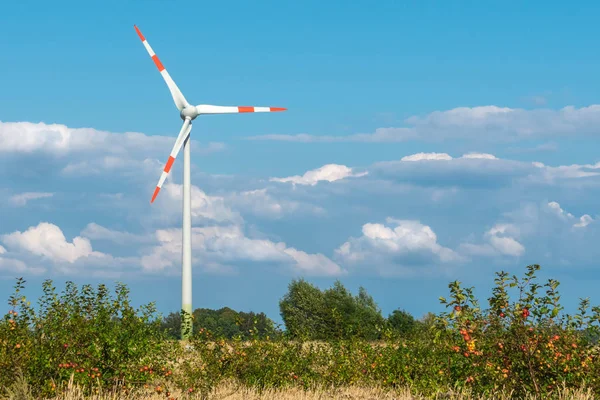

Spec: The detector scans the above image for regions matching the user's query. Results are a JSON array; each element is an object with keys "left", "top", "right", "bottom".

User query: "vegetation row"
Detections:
[{"left": 2, "top": 265, "right": 600, "bottom": 399}]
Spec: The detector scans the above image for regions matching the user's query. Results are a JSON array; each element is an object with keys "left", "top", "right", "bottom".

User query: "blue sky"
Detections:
[{"left": 3, "top": 0, "right": 600, "bottom": 325}]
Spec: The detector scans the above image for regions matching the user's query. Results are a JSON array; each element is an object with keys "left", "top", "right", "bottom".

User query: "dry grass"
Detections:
[{"left": 2, "top": 375, "right": 597, "bottom": 400}]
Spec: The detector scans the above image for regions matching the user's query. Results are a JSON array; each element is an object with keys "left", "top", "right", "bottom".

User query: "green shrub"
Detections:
[
  {"left": 0, "top": 278, "right": 176, "bottom": 397},
  {"left": 3, "top": 265, "right": 600, "bottom": 399}
]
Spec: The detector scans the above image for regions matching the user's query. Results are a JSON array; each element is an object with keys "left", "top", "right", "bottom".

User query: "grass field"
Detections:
[
  {"left": 3, "top": 377, "right": 598, "bottom": 400},
  {"left": 3, "top": 266, "right": 600, "bottom": 399}
]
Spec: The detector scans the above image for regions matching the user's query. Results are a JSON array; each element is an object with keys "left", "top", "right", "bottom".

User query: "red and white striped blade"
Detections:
[
  {"left": 151, "top": 119, "right": 193, "bottom": 203},
  {"left": 195, "top": 105, "right": 287, "bottom": 114},
  {"left": 134, "top": 25, "right": 190, "bottom": 111}
]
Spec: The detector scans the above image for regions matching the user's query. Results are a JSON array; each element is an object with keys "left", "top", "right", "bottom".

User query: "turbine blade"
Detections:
[
  {"left": 151, "top": 119, "right": 193, "bottom": 203},
  {"left": 196, "top": 105, "right": 287, "bottom": 115},
  {"left": 134, "top": 25, "right": 190, "bottom": 111}
]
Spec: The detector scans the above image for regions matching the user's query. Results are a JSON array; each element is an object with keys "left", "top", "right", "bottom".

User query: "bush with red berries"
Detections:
[
  {"left": 0, "top": 278, "right": 176, "bottom": 397},
  {"left": 437, "top": 264, "right": 600, "bottom": 397},
  {"left": 2, "top": 265, "right": 600, "bottom": 398}
]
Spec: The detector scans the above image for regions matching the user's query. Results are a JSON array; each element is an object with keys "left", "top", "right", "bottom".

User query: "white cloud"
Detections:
[
  {"left": 140, "top": 225, "right": 343, "bottom": 276},
  {"left": 367, "top": 152, "right": 600, "bottom": 191},
  {"left": 460, "top": 223, "right": 525, "bottom": 258},
  {"left": 1, "top": 243, "right": 46, "bottom": 274},
  {"left": 0, "top": 121, "right": 225, "bottom": 157},
  {"left": 9, "top": 192, "right": 54, "bottom": 207},
  {"left": 0, "top": 257, "right": 45, "bottom": 274},
  {"left": 160, "top": 182, "right": 241, "bottom": 224},
  {"left": 547, "top": 201, "right": 594, "bottom": 228},
  {"left": 399, "top": 152, "right": 497, "bottom": 162},
  {"left": 80, "top": 223, "right": 152, "bottom": 244},
  {"left": 226, "top": 188, "right": 323, "bottom": 219},
  {"left": 0, "top": 222, "right": 145, "bottom": 277},
  {"left": 401, "top": 152, "right": 452, "bottom": 161},
  {"left": 248, "top": 104, "right": 600, "bottom": 143},
  {"left": 370, "top": 152, "right": 531, "bottom": 189},
  {"left": 548, "top": 201, "right": 574, "bottom": 219},
  {"left": 461, "top": 201, "right": 598, "bottom": 262},
  {"left": 247, "top": 128, "right": 417, "bottom": 143},
  {"left": 487, "top": 224, "right": 526, "bottom": 256},
  {"left": 1, "top": 222, "right": 101, "bottom": 263},
  {"left": 335, "top": 218, "right": 461, "bottom": 276},
  {"left": 270, "top": 164, "right": 367, "bottom": 186},
  {"left": 530, "top": 161, "right": 600, "bottom": 183},
  {"left": 461, "top": 152, "right": 497, "bottom": 160},
  {"left": 574, "top": 214, "right": 593, "bottom": 228}
]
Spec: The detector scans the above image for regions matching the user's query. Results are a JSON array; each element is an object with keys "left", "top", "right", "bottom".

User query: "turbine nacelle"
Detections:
[{"left": 180, "top": 106, "right": 199, "bottom": 121}]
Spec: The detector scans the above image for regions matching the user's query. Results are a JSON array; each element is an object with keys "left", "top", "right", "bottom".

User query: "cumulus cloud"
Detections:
[
  {"left": 0, "top": 257, "right": 44, "bottom": 274},
  {"left": 461, "top": 152, "right": 498, "bottom": 160},
  {"left": 226, "top": 188, "right": 324, "bottom": 219},
  {"left": 401, "top": 152, "right": 452, "bottom": 161},
  {"left": 270, "top": 164, "right": 367, "bottom": 186},
  {"left": 0, "top": 243, "right": 44, "bottom": 274},
  {"left": 1, "top": 222, "right": 102, "bottom": 263},
  {"left": 367, "top": 152, "right": 600, "bottom": 190},
  {"left": 460, "top": 201, "right": 597, "bottom": 264},
  {"left": 140, "top": 225, "right": 343, "bottom": 276},
  {"left": 248, "top": 105, "right": 600, "bottom": 143},
  {"left": 0, "top": 121, "right": 225, "bottom": 184},
  {"left": 159, "top": 182, "right": 241, "bottom": 224},
  {"left": 0, "top": 121, "right": 225, "bottom": 157},
  {"left": 0, "top": 222, "right": 144, "bottom": 277},
  {"left": 547, "top": 201, "right": 594, "bottom": 228},
  {"left": 461, "top": 223, "right": 525, "bottom": 258},
  {"left": 80, "top": 223, "right": 152, "bottom": 244},
  {"left": 9, "top": 192, "right": 54, "bottom": 207},
  {"left": 370, "top": 152, "right": 532, "bottom": 189},
  {"left": 400, "top": 152, "right": 497, "bottom": 162},
  {"left": 335, "top": 218, "right": 461, "bottom": 276},
  {"left": 531, "top": 161, "right": 600, "bottom": 184},
  {"left": 574, "top": 215, "right": 593, "bottom": 228}
]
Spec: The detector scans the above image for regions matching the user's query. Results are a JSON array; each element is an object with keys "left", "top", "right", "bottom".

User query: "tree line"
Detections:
[{"left": 161, "top": 279, "right": 430, "bottom": 340}]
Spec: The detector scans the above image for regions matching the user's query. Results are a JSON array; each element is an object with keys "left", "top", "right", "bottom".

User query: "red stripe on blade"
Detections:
[
  {"left": 134, "top": 25, "right": 146, "bottom": 42},
  {"left": 269, "top": 107, "right": 287, "bottom": 112},
  {"left": 152, "top": 55, "right": 165, "bottom": 71},
  {"left": 164, "top": 156, "right": 175, "bottom": 173},
  {"left": 238, "top": 106, "right": 254, "bottom": 113},
  {"left": 151, "top": 187, "right": 161, "bottom": 203}
]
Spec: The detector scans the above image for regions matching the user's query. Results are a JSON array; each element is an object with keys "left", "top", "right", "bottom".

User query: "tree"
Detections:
[
  {"left": 160, "top": 307, "right": 280, "bottom": 339},
  {"left": 387, "top": 309, "right": 416, "bottom": 336},
  {"left": 280, "top": 279, "right": 385, "bottom": 340},
  {"left": 161, "top": 312, "right": 181, "bottom": 339},
  {"left": 279, "top": 279, "right": 328, "bottom": 340}
]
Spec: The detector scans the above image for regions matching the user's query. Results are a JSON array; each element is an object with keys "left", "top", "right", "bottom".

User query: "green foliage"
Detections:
[
  {"left": 4, "top": 264, "right": 600, "bottom": 399},
  {"left": 279, "top": 279, "right": 328, "bottom": 340},
  {"left": 387, "top": 309, "right": 417, "bottom": 336},
  {"left": 437, "top": 264, "right": 600, "bottom": 397},
  {"left": 279, "top": 279, "right": 385, "bottom": 340},
  {"left": 161, "top": 307, "right": 280, "bottom": 340},
  {"left": 0, "top": 278, "right": 175, "bottom": 397}
]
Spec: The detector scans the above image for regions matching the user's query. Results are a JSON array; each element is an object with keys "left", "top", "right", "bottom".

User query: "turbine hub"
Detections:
[{"left": 180, "top": 106, "right": 199, "bottom": 121}]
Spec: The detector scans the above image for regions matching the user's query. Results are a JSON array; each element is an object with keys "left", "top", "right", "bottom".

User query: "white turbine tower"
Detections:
[{"left": 134, "top": 25, "right": 286, "bottom": 340}]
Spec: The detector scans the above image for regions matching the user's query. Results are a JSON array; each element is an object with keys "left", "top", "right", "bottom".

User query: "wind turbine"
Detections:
[{"left": 133, "top": 25, "right": 286, "bottom": 340}]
